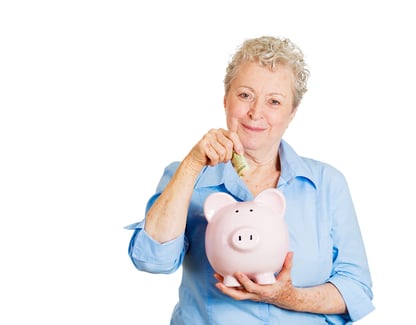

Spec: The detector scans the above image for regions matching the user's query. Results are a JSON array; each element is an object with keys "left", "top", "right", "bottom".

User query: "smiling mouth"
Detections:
[{"left": 242, "top": 124, "right": 266, "bottom": 132}]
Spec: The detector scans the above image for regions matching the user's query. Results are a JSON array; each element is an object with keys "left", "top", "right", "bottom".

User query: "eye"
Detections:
[
  {"left": 238, "top": 91, "right": 253, "bottom": 102},
  {"left": 249, "top": 209, "right": 253, "bottom": 212},
  {"left": 235, "top": 209, "right": 239, "bottom": 213},
  {"left": 269, "top": 98, "right": 281, "bottom": 106},
  {"left": 237, "top": 90, "right": 254, "bottom": 102}
]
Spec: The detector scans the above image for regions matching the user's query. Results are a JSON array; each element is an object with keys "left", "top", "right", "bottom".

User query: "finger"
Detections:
[
  {"left": 226, "top": 119, "right": 243, "bottom": 151},
  {"left": 215, "top": 281, "right": 253, "bottom": 301},
  {"left": 282, "top": 251, "right": 294, "bottom": 271},
  {"left": 276, "top": 251, "right": 294, "bottom": 281},
  {"left": 197, "top": 136, "right": 219, "bottom": 166},
  {"left": 200, "top": 130, "right": 226, "bottom": 165},
  {"left": 212, "top": 130, "right": 235, "bottom": 161},
  {"left": 234, "top": 272, "right": 259, "bottom": 294},
  {"left": 227, "top": 119, "right": 239, "bottom": 134},
  {"left": 213, "top": 273, "right": 223, "bottom": 282},
  {"left": 226, "top": 130, "right": 243, "bottom": 154},
  {"left": 207, "top": 129, "right": 241, "bottom": 162}
]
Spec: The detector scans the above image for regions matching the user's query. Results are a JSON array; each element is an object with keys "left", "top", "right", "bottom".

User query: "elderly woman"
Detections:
[{"left": 126, "top": 36, "right": 374, "bottom": 324}]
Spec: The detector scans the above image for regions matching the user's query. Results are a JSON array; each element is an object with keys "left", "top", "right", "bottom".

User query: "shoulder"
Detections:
[
  {"left": 300, "top": 156, "right": 350, "bottom": 193},
  {"left": 281, "top": 140, "right": 347, "bottom": 189},
  {"left": 302, "top": 157, "right": 345, "bottom": 178}
]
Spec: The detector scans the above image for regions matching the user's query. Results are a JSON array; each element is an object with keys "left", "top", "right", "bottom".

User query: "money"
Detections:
[{"left": 231, "top": 152, "right": 249, "bottom": 176}]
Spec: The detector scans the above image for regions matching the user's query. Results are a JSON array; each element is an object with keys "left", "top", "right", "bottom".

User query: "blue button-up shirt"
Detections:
[{"left": 126, "top": 140, "right": 374, "bottom": 324}]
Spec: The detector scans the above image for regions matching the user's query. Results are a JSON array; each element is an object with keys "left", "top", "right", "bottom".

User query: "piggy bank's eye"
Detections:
[
  {"left": 249, "top": 209, "right": 253, "bottom": 212},
  {"left": 235, "top": 209, "right": 239, "bottom": 213}
]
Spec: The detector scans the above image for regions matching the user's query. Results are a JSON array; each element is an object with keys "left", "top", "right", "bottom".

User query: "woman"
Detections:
[{"left": 126, "top": 36, "right": 374, "bottom": 324}]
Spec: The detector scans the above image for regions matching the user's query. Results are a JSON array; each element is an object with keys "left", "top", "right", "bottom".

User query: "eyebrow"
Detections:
[{"left": 236, "top": 85, "right": 287, "bottom": 98}]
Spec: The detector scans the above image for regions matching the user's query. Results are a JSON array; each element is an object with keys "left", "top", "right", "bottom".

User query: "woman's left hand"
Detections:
[{"left": 214, "top": 252, "right": 298, "bottom": 309}]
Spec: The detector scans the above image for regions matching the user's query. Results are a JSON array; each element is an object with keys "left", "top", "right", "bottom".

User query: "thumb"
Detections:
[
  {"left": 227, "top": 119, "right": 238, "bottom": 133},
  {"left": 226, "top": 125, "right": 244, "bottom": 155},
  {"left": 276, "top": 251, "right": 294, "bottom": 281}
]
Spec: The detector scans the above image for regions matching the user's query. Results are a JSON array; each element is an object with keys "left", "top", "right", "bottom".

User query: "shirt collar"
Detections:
[
  {"left": 194, "top": 139, "right": 318, "bottom": 196},
  {"left": 278, "top": 139, "right": 318, "bottom": 188},
  {"left": 195, "top": 163, "right": 253, "bottom": 201}
]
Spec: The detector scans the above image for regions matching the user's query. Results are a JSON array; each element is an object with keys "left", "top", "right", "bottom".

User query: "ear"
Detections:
[
  {"left": 204, "top": 192, "right": 236, "bottom": 222},
  {"left": 254, "top": 188, "right": 286, "bottom": 217}
]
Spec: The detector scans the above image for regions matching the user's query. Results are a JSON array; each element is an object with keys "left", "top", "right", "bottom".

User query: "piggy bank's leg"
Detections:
[
  {"left": 255, "top": 273, "right": 276, "bottom": 285},
  {"left": 223, "top": 275, "right": 241, "bottom": 287}
]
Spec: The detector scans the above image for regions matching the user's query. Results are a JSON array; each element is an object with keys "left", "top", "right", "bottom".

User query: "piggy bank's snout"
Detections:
[{"left": 230, "top": 228, "right": 260, "bottom": 251}]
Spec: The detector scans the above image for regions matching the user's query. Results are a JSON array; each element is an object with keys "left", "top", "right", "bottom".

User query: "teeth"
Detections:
[{"left": 231, "top": 152, "right": 249, "bottom": 176}]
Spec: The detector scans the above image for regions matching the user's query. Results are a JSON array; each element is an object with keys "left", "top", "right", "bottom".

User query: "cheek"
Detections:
[
  {"left": 267, "top": 112, "right": 292, "bottom": 131},
  {"left": 226, "top": 99, "right": 248, "bottom": 118}
]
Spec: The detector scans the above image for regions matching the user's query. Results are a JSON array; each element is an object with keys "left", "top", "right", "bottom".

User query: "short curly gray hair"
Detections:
[{"left": 224, "top": 36, "right": 310, "bottom": 109}]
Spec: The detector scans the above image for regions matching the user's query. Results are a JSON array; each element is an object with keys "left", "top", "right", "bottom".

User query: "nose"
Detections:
[
  {"left": 230, "top": 227, "right": 260, "bottom": 251},
  {"left": 248, "top": 100, "right": 263, "bottom": 120}
]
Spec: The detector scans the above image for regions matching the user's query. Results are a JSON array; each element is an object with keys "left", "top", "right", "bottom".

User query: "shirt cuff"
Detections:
[
  {"left": 128, "top": 222, "right": 185, "bottom": 274},
  {"left": 329, "top": 275, "right": 375, "bottom": 321}
]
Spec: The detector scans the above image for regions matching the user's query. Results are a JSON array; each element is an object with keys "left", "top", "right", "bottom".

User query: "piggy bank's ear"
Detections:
[
  {"left": 254, "top": 188, "right": 286, "bottom": 217},
  {"left": 204, "top": 192, "right": 236, "bottom": 222}
]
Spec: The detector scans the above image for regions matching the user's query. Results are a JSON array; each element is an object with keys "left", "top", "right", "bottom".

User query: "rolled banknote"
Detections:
[{"left": 231, "top": 152, "right": 249, "bottom": 176}]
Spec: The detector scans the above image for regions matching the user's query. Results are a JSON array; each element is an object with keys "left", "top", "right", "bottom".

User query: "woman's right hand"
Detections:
[
  {"left": 144, "top": 129, "right": 243, "bottom": 243},
  {"left": 184, "top": 128, "right": 243, "bottom": 171}
]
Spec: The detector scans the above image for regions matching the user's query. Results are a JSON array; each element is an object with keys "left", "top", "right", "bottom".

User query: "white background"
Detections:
[{"left": 1, "top": 0, "right": 414, "bottom": 323}]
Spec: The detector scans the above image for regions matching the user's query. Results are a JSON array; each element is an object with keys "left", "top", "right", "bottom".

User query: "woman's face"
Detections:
[{"left": 224, "top": 61, "right": 296, "bottom": 154}]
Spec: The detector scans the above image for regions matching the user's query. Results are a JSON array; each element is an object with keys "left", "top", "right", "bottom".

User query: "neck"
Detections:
[
  {"left": 244, "top": 146, "right": 281, "bottom": 172},
  {"left": 241, "top": 152, "right": 281, "bottom": 197}
]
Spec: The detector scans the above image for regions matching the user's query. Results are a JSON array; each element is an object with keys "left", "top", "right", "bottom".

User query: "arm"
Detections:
[
  {"left": 144, "top": 157, "right": 202, "bottom": 243},
  {"left": 326, "top": 170, "right": 374, "bottom": 320},
  {"left": 215, "top": 168, "right": 374, "bottom": 320},
  {"left": 215, "top": 252, "right": 346, "bottom": 315},
  {"left": 144, "top": 128, "right": 243, "bottom": 243}
]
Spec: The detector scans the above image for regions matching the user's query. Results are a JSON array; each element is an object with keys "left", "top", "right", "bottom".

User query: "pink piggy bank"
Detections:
[{"left": 204, "top": 188, "right": 289, "bottom": 287}]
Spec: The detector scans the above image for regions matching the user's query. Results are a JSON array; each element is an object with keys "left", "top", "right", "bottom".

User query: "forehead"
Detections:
[{"left": 232, "top": 61, "right": 294, "bottom": 94}]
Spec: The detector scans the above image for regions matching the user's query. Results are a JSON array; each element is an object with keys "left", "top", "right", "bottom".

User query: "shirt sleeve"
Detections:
[
  {"left": 125, "top": 161, "right": 188, "bottom": 274},
  {"left": 326, "top": 169, "right": 375, "bottom": 321},
  {"left": 126, "top": 220, "right": 187, "bottom": 274}
]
